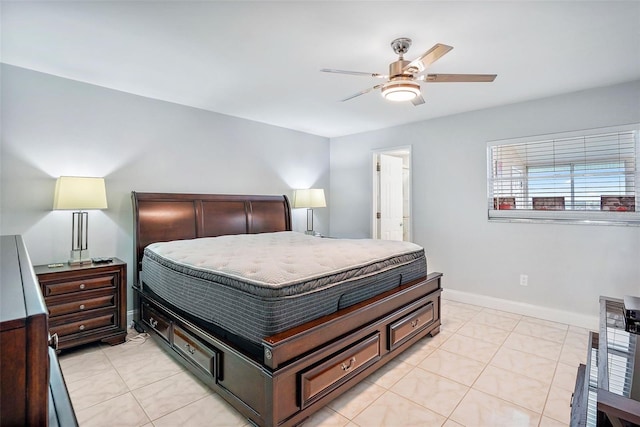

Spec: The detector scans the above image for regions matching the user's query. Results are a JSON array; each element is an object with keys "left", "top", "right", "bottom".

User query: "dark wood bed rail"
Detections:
[{"left": 131, "top": 192, "right": 291, "bottom": 284}]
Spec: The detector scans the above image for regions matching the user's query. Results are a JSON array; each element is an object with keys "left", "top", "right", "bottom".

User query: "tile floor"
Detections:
[{"left": 58, "top": 299, "right": 590, "bottom": 426}]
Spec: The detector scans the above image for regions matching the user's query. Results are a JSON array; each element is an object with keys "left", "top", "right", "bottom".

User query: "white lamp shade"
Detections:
[
  {"left": 292, "top": 188, "right": 326, "bottom": 208},
  {"left": 53, "top": 176, "right": 108, "bottom": 210}
]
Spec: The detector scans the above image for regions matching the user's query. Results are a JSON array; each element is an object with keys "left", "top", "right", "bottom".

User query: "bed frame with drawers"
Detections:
[{"left": 132, "top": 192, "right": 442, "bottom": 427}]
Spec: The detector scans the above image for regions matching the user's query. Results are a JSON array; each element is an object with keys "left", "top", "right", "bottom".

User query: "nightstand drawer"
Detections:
[
  {"left": 47, "top": 294, "right": 116, "bottom": 317},
  {"left": 50, "top": 313, "right": 115, "bottom": 338},
  {"left": 42, "top": 275, "right": 115, "bottom": 296}
]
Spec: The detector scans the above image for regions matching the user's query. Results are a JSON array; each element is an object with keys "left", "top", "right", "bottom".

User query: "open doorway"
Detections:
[{"left": 372, "top": 146, "right": 412, "bottom": 241}]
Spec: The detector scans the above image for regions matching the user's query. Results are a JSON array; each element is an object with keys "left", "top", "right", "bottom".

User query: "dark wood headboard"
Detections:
[{"left": 131, "top": 192, "right": 291, "bottom": 285}]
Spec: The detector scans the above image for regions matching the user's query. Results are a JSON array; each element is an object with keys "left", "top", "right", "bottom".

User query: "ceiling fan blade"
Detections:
[
  {"left": 425, "top": 73, "right": 497, "bottom": 83},
  {"left": 411, "top": 94, "right": 425, "bottom": 106},
  {"left": 340, "top": 84, "right": 383, "bottom": 102},
  {"left": 403, "top": 43, "right": 453, "bottom": 73},
  {"left": 321, "top": 69, "right": 387, "bottom": 78}
]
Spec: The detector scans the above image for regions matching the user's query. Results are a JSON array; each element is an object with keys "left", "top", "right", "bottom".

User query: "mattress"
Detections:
[{"left": 141, "top": 231, "right": 427, "bottom": 346}]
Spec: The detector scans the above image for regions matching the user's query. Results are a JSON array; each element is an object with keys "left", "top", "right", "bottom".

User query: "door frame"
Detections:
[{"left": 371, "top": 145, "right": 412, "bottom": 241}]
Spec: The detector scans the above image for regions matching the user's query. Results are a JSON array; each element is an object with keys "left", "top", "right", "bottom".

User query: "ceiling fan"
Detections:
[{"left": 321, "top": 37, "right": 497, "bottom": 106}]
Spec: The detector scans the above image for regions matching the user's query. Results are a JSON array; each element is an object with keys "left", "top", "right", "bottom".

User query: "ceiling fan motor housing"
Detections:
[
  {"left": 382, "top": 57, "right": 421, "bottom": 101},
  {"left": 389, "top": 60, "right": 412, "bottom": 78}
]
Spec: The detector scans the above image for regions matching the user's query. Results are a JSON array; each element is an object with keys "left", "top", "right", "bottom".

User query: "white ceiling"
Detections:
[{"left": 2, "top": 1, "right": 640, "bottom": 138}]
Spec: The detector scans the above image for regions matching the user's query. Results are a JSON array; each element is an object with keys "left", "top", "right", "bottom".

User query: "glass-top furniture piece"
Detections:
[{"left": 571, "top": 296, "right": 640, "bottom": 427}]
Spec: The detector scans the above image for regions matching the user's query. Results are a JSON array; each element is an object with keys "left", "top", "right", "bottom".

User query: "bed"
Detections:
[{"left": 132, "top": 192, "right": 442, "bottom": 427}]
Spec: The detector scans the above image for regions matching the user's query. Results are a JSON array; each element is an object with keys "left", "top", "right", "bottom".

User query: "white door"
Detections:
[{"left": 379, "top": 154, "right": 404, "bottom": 240}]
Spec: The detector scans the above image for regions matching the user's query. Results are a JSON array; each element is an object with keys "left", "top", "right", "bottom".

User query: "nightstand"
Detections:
[{"left": 33, "top": 258, "right": 127, "bottom": 351}]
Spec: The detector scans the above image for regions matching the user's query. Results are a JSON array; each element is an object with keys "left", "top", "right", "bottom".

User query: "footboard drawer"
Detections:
[
  {"left": 389, "top": 301, "right": 434, "bottom": 350},
  {"left": 141, "top": 302, "right": 172, "bottom": 342},
  {"left": 301, "top": 333, "right": 381, "bottom": 408},
  {"left": 173, "top": 325, "right": 217, "bottom": 377}
]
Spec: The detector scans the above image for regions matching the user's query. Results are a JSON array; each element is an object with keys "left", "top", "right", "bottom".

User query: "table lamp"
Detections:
[
  {"left": 292, "top": 188, "right": 326, "bottom": 235},
  {"left": 53, "top": 176, "right": 108, "bottom": 265}
]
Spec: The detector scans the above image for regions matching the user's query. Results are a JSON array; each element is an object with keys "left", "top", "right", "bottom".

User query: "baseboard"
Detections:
[
  {"left": 127, "top": 309, "right": 136, "bottom": 329},
  {"left": 442, "top": 289, "right": 598, "bottom": 331}
]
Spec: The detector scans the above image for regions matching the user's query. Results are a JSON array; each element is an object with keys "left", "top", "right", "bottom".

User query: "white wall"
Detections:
[
  {"left": 329, "top": 80, "right": 640, "bottom": 326},
  {"left": 0, "top": 64, "right": 330, "bottom": 310}
]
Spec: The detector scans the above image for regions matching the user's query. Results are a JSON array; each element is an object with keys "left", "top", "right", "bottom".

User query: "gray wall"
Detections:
[
  {"left": 329, "top": 80, "right": 640, "bottom": 324},
  {"left": 0, "top": 65, "right": 330, "bottom": 311},
  {"left": 2, "top": 63, "right": 638, "bottom": 324}
]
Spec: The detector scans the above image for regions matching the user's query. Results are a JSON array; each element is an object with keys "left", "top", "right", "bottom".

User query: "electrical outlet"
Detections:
[{"left": 520, "top": 274, "right": 528, "bottom": 286}]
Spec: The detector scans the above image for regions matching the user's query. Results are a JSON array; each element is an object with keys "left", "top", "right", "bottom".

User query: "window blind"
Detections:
[{"left": 487, "top": 124, "right": 639, "bottom": 224}]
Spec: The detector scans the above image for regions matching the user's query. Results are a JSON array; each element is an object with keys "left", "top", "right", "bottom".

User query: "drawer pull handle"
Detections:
[
  {"left": 149, "top": 317, "right": 158, "bottom": 328},
  {"left": 341, "top": 357, "right": 356, "bottom": 371},
  {"left": 411, "top": 318, "right": 420, "bottom": 328},
  {"left": 79, "top": 324, "right": 85, "bottom": 331},
  {"left": 79, "top": 304, "right": 85, "bottom": 310},
  {"left": 185, "top": 343, "right": 196, "bottom": 355},
  {"left": 79, "top": 283, "right": 86, "bottom": 290},
  {"left": 48, "top": 333, "right": 59, "bottom": 351}
]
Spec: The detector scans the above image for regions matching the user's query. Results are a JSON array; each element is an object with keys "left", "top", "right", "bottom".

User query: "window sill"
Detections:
[{"left": 488, "top": 209, "right": 640, "bottom": 226}]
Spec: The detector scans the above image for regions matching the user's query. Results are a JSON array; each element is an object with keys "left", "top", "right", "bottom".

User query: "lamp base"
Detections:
[{"left": 69, "top": 249, "right": 92, "bottom": 266}]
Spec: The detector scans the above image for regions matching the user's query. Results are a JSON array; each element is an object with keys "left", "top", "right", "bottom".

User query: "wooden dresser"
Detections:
[
  {"left": 34, "top": 258, "right": 127, "bottom": 351},
  {"left": 0, "top": 235, "right": 77, "bottom": 426}
]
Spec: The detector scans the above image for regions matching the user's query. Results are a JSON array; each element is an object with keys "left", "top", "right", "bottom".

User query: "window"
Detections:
[{"left": 488, "top": 124, "right": 639, "bottom": 225}]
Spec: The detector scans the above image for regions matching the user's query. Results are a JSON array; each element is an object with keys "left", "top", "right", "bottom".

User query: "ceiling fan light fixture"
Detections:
[{"left": 381, "top": 80, "right": 420, "bottom": 102}]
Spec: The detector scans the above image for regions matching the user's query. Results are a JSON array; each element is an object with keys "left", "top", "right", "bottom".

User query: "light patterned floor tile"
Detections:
[
  {"left": 419, "top": 349, "right": 486, "bottom": 386},
  {"left": 543, "top": 386, "right": 572, "bottom": 425},
  {"left": 450, "top": 389, "right": 541, "bottom": 427},
  {"left": 552, "top": 362, "right": 579, "bottom": 392},
  {"left": 558, "top": 342, "right": 588, "bottom": 366},
  {"left": 569, "top": 325, "right": 591, "bottom": 335},
  {"left": 327, "top": 379, "right": 386, "bottom": 419},
  {"left": 439, "top": 333, "right": 500, "bottom": 364},
  {"left": 489, "top": 346, "right": 557, "bottom": 384},
  {"left": 503, "top": 332, "right": 563, "bottom": 361},
  {"left": 132, "top": 371, "right": 212, "bottom": 420},
  {"left": 513, "top": 320, "right": 568, "bottom": 344},
  {"left": 539, "top": 415, "right": 569, "bottom": 426},
  {"left": 75, "top": 393, "right": 150, "bottom": 427},
  {"left": 59, "top": 347, "right": 115, "bottom": 384},
  {"left": 469, "top": 310, "right": 521, "bottom": 331},
  {"left": 300, "top": 406, "right": 350, "bottom": 427},
  {"left": 563, "top": 330, "right": 590, "bottom": 350},
  {"left": 57, "top": 302, "right": 584, "bottom": 427},
  {"left": 472, "top": 365, "right": 549, "bottom": 413},
  {"left": 364, "top": 358, "right": 414, "bottom": 389},
  {"left": 101, "top": 333, "right": 164, "bottom": 364},
  {"left": 151, "top": 394, "right": 249, "bottom": 427},
  {"left": 520, "top": 316, "right": 568, "bottom": 331},
  {"left": 66, "top": 368, "right": 129, "bottom": 411},
  {"left": 394, "top": 335, "right": 440, "bottom": 366},
  {"left": 441, "top": 302, "right": 481, "bottom": 321},
  {"left": 351, "top": 391, "right": 447, "bottom": 427},
  {"left": 111, "top": 348, "right": 184, "bottom": 390},
  {"left": 441, "top": 316, "right": 466, "bottom": 333},
  {"left": 391, "top": 368, "right": 469, "bottom": 417},
  {"left": 455, "top": 322, "right": 511, "bottom": 345},
  {"left": 480, "top": 308, "right": 523, "bottom": 321}
]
